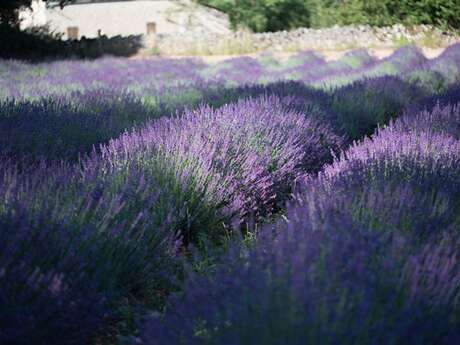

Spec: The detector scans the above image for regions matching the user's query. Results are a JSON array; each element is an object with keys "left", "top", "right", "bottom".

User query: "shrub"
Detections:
[
  {"left": 298, "top": 174, "right": 459, "bottom": 244},
  {"left": 311, "top": 0, "right": 460, "bottom": 31},
  {"left": 197, "top": 0, "right": 315, "bottom": 32},
  {"left": 140, "top": 201, "right": 460, "bottom": 345},
  {"left": 201, "top": 57, "right": 265, "bottom": 85},
  {"left": 0, "top": 156, "right": 180, "bottom": 343},
  {"left": 310, "top": 107, "right": 460, "bottom": 241},
  {"left": 327, "top": 76, "right": 425, "bottom": 140},
  {"left": 321, "top": 129, "right": 460, "bottom": 201},
  {"left": 0, "top": 91, "right": 154, "bottom": 160},
  {"left": 199, "top": 0, "right": 460, "bottom": 32},
  {"left": 0, "top": 209, "right": 109, "bottom": 345},
  {"left": 101, "top": 96, "right": 343, "bottom": 238},
  {"left": 395, "top": 102, "right": 460, "bottom": 139}
]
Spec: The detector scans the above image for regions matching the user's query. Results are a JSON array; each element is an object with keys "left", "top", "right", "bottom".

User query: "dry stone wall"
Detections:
[{"left": 152, "top": 24, "right": 459, "bottom": 55}]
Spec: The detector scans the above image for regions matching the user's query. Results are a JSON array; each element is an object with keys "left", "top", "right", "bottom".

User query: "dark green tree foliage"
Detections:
[
  {"left": 198, "top": 0, "right": 315, "bottom": 32},
  {"left": 316, "top": 0, "right": 460, "bottom": 30},
  {"left": 396, "top": 0, "right": 460, "bottom": 30},
  {"left": 198, "top": 0, "right": 460, "bottom": 32}
]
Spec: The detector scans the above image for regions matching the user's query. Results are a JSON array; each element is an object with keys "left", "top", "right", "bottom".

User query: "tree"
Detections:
[
  {"left": 311, "top": 0, "right": 460, "bottom": 31},
  {"left": 198, "top": 0, "right": 460, "bottom": 32},
  {"left": 198, "top": 0, "right": 316, "bottom": 32},
  {"left": 0, "top": 0, "right": 73, "bottom": 28}
]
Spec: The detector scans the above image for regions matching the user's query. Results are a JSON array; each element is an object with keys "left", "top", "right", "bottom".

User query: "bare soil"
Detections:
[{"left": 133, "top": 46, "right": 451, "bottom": 63}]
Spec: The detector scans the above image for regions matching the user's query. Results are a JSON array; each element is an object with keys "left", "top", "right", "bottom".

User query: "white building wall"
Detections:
[{"left": 20, "top": 0, "right": 231, "bottom": 40}]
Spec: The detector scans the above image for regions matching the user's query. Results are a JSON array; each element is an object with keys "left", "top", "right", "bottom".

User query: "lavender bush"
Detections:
[
  {"left": 141, "top": 202, "right": 460, "bottom": 345},
  {"left": 395, "top": 102, "right": 460, "bottom": 139},
  {"left": 201, "top": 57, "right": 265, "bottom": 85},
  {"left": 0, "top": 156, "right": 180, "bottom": 343},
  {"left": 0, "top": 209, "right": 109, "bottom": 345},
  {"left": 100, "top": 96, "right": 343, "bottom": 238},
  {"left": 327, "top": 76, "right": 426, "bottom": 140},
  {"left": 298, "top": 103, "right": 460, "bottom": 242},
  {"left": 0, "top": 90, "right": 156, "bottom": 160},
  {"left": 320, "top": 127, "right": 460, "bottom": 203},
  {"left": 405, "top": 44, "right": 460, "bottom": 93}
]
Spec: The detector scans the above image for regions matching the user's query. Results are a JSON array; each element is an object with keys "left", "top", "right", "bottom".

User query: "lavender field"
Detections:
[{"left": 2, "top": 44, "right": 460, "bottom": 345}]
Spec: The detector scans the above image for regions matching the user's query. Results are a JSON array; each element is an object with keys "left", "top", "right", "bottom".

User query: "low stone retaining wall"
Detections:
[{"left": 151, "top": 24, "right": 459, "bottom": 55}]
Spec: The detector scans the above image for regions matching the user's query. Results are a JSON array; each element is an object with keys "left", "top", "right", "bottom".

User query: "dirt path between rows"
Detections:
[{"left": 133, "top": 46, "right": 451, "bottom": 63}]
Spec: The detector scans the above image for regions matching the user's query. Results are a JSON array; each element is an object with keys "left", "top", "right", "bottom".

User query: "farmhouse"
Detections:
[{"left": 20, "top": 0, "right": 231, "bottom": 40}]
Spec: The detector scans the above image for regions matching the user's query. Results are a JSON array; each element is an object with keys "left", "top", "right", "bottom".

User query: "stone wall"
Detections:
[{"left": 152, "top": 24, "right": 459, "bottom": 55}]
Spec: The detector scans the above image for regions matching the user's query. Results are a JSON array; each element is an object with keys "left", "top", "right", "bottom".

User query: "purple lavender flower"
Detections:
[
  {"left": 394, "top": 102, "right": 460, "bottom": 139},
  {"left": 140, "top": 196, "right": 460, "bottom": 345},
  {"left": 99, "top": 95, "right": 343, "bottom": 235}
]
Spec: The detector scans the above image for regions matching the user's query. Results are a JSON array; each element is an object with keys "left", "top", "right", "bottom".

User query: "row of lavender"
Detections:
[
  {"left": 1, "top": 45, "right": 460, "bottom": 162},
  {"left": 0, "top": 77, "right": 424, "bottom": 161},
  {"left": 1, "top": 45, "right": 460, "bottom": 344},
  {"left": 141, "top": 95, "right": 460, "bottom": 345},
  {"left": 1, "top": 45, "right": 460, "bottom": 99}
]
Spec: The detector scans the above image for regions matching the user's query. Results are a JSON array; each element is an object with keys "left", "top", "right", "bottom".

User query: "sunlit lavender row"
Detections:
[
  {"left": 2, "top": 45, "right": 460, "bottom": 96},
  {"left": 1, "top": 44, "right": 460, "bottom": 344}
]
